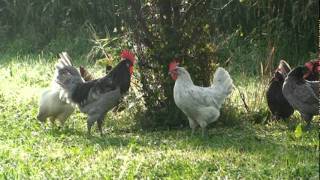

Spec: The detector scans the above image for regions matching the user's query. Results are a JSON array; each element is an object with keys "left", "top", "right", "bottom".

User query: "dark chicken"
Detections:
[
  {"left": 55, "top": 50, "right": 135, "bottom": 135},
  {"left": 282, "top": 66, "right": 319, "bottom": 130},
  {"left": 266, "top": 60, "right": 294, "bottom": 119}
]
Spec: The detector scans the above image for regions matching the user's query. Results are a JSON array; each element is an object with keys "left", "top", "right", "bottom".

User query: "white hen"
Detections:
[
  {"left": 37, "top": 87, "right": 75, "bottom": 126},
  {"left": 169, "top": 60, "right": 234, "bottom": 137},
  {"left": 37, "top": 53, "right": 95, "bottom": 126}
]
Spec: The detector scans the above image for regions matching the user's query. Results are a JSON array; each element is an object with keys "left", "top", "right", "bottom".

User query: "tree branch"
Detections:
[
  {"left": 128, "top": 0, "right": 156, "bottom": 48},
  {"left": 182, "top": 0, "right": 208, "bottom": 21},
  {"left": 210, "top": 0, "right": 235, "bottom": 10}
]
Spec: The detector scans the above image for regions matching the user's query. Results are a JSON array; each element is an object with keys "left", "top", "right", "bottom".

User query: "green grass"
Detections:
[{"left": 0, "top": 53, "right": 319, "bottom": 179}]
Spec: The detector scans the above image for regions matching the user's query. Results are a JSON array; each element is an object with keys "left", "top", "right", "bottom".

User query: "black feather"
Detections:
[
  {"left": 71, "top": 80, "right": 98, "bottom": 104},
  {"left": 266, "top": 61, "right": 294, "bottom": 119},
  {"left": 71, "top": 59, "right": 132, "bottom": 104},
  {"left": 305, "top": 72, "right": 319, "bottom": 81},
  {"left": 266, "top": 73, "right": 294, "bottom": 119},
  {"left": 287, "top": 66, "right": 308, "bottom": 83}
]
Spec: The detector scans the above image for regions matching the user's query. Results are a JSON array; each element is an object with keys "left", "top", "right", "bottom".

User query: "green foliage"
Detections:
[
  {"left": 86, "top": 26, "right": 133, "bottom": 62},
  {"left": 294, "top": 123, "right": 303, "bottom": 138},
  {"left": 0, "top": 0, "right": 317, "bottom": 61},
  {"left": 0, "top": 0, "right": 125, "bottom": 53},
  {"left": 0, "top": 0, "right": 120, "bottom": 36},
  {"left": 0, "top": 0, "right": 317, "bottom": 128},
  {"left": 0, "top": 48, "right": 319, "bottom": 179},
  {"left": 0, "top": 1, "right": 319, "bottom": 178},
  {"left": 210, "top": 0, "right": 318, "bottom": 69},
  {"left": 115, "top": 0, "right": 317, "bottom": 127},
  {"left": 120, "top": 0, "right": 220, "bottom": 128}
]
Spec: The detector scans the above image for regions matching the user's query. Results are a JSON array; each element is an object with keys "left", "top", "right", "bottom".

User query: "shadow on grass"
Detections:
[
  {"left": 132, "top": 120, "right": 319, "bottom": 155},
  {"left": 38, "top": 117, "right": 319, "bottom": 156},
  {"left": 44, "top": 126, "right": 132, "bottom": 147}
]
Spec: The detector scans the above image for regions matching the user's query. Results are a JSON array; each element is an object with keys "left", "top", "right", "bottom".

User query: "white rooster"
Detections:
[{"left": 169, "top": 60, "right": 234, "bottom": 137}]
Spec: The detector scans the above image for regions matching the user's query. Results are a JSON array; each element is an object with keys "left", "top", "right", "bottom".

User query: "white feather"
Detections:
[
  {"left": 37, "top": 52, "right": 79, "bottom": 125},
  {"left": 173, "top": 67, "right": 234, "bottom": 130}
]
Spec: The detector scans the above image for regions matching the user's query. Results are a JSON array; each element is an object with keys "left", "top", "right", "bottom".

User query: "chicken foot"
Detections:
[
  {"left": 97, "top": 118, "right": 104, "bottom": 137},
  {"left": 301, "top": 113, "right": 313, "bottom": 131},
  {"left": 87, "top": 114, "right": 105, "bottom": 136},
  {"left": 201, "top": 127, "right": 208, "bottom": 138}
]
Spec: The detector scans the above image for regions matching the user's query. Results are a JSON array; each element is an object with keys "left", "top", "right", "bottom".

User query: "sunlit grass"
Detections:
[{"left": 0, "top": 53, "right": 319, "bottom": 179}]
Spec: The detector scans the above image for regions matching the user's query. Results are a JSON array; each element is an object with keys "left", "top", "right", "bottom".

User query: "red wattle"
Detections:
[
  {"left": 170, "top": 72, "right": 177, "bottom": 80},
  {"left": 129, "top": 66, "right": 133, "bottom": 75}
]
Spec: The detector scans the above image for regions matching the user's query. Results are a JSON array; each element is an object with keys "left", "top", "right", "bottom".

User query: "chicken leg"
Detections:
[
  {"left": 87, "top": 114, "right": 105, "bottom": 136},
  {"left": 97, "top": 118, "right": 104, "bottom": 137},
  {"left": 87, "top": 116, "right": 96, "bottom": 136},
  {"left": 301, "top": 113, "right": 313, "bottom": 131},
  {"left": 201, "top": 127, "right": 208, "bottom": 138},
  {"left": 188, "top": 117, "right": 199, "bottom": 136}
]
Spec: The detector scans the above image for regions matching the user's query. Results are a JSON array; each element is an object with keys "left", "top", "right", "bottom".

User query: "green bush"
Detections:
[{"left": 0, "top": 0, "right": 317, "bottom": 128}]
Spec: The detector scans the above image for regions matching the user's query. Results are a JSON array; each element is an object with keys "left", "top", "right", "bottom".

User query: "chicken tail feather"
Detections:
[
  {"left": 54, "top": 52, "right": 84, "bottom": 104},
  {"left": 79, "top": 66, "right": 94, "bottom": 81},
  {"left": 212, "top": 67, "right": 234, "bottom": 96}
]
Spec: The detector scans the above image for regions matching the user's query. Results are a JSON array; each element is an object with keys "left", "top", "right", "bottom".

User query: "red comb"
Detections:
[
  {"left": 305, "top": 59, "right": 320, "bottom": 73},
  {"left": 169, "top": 59, "right": 179, "bottom": 71},
  {"left": 305, "top": 61, "right": 313, "bottom": 71},
  {"left": 121, "top": 50, "right": 135, "bottom": 64}
]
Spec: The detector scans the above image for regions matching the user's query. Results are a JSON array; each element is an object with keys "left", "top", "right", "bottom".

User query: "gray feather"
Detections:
[{"left": 282, "top": 66, "right": 319, "bottom": 126}]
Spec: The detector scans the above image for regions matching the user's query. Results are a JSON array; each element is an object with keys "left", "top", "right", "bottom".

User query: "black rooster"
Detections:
[{"left": 55, "top": 50, "right": 135, "bottom": 136}]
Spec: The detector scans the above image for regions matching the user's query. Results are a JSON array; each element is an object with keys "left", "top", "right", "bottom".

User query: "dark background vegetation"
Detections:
[{"left": 0, "top": 0, "right": 318, "bottom": 128}]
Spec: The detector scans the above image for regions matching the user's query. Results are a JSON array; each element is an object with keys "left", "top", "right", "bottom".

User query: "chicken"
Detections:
[
  {"left": 54, "top": 50, "right": 135, "bottom": 136},
  {"left": 282, "top": 66, "right": 320, "bottom": 130},
  {"left": 37, "top": 88, "right": 75, "bottom": 126},
  {"left": 37, "top": 56, "right": 95, "bottom": 126},
  {"left": 266, "top": 60, "right": 294, "bottom": 120},
  {"left": 304, "top": 59, "right": 320, "bottom": 81},
  {"left": 169, "top": 60, "right": 234, "bottom": 137}
]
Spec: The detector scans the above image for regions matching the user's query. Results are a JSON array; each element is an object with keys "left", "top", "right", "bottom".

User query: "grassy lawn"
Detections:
[{"left": 0, "top": 54, "right": 319, "bottom": 179}]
